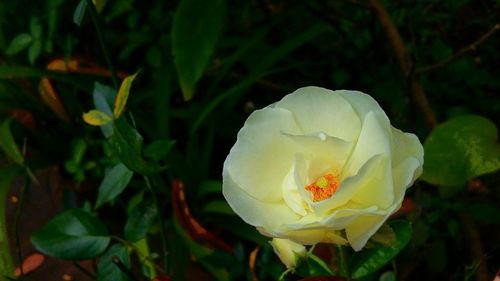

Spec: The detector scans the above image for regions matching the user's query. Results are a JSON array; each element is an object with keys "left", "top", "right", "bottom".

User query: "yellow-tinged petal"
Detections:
[
  {"left": 224, "top": 107, "right": 301, "bottom": 202},
  {"left": 222, "top": 169, "right": 300, "bottom": 230},
  {"left": 82, "top": 109, "right": 112, "bottom": 126},
  {"left": 276, "top": 87, "right": 362, "bottom": 142},
  {"left": 113, "top": 72, "right": 139, "bottom": 118}
]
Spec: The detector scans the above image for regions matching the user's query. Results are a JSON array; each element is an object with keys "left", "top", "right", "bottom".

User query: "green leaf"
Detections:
[
  {"left": 350, "top": 220, "right": 412, "bottom": 279},
  {"left": 83, "top": 109, "right": 113, "bottom": 126},
  {"left": 110, "top": 118, "right": 161, "bottom": 175},
  {"left": 93, "top": 82, "right": 116, "bottom": 138},
  {"left": 6, "top": 33, "right": 32, "bottom": 55},
  {"left": 30, "top": 17, "right": 43, "bottom": 39},
  {"left": 0, "top": 119, "right": 24, "bottom": 165},
  {"left": 31, "top": 209, "right": 110, "bottom": 260},
  {"left": 28, "top": 40, "right": 42, "bottom": 64},
  {"left": 171, "top": 0, "right": 226, "bottom": 101},
  {"left": 97, "top": 244, "right": 132, "bottom": 281},
  {"left": 0, "top": 165, "right": 22, "bottom": 280},
  {"left": 143, "top": 139, "right": 175, "bottom": 162},
  {"left": 95, "top": 163, "right": 134, "bottom": 209},
  {"left": 124, "top": 198, "right": 158, "bottom": 242},
  {"left": 113, "top": 72, "right": 139, "bottom": 118},
  {"left": 73, "top": 0, "right": 87, "bottom": 27},
  {"left": 295, "top": 254, "right": 334, "bottom": 277},
  {"left": 421, "top": 115, "right": 500, "bottom": 187}
]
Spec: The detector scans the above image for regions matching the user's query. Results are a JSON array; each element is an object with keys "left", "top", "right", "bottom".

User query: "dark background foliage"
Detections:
[{"left": 0, "top": 0, "right": 499, "bottom": 280}]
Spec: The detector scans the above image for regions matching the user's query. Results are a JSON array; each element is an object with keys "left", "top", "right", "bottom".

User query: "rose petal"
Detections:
[
  {"left": 223, "top": 169, "right": 300, "bottom": 229},
  {"left": 337, "top": 90, "right": 390, "bottom": 126},
  {"left": 311, "top": 154, "right": 385, "bottom": 215},
  {"left": 224, "top": 107, "right": 301, "bottom": 202},
  {"left": 341, "top": 111, "right": 392, "bottom": 180},
  {"left": 391, "top": 128, "right": 424, "bottom": 196},
  {"left": 275, "top": 87, "right": 361, "bottom": 142}
]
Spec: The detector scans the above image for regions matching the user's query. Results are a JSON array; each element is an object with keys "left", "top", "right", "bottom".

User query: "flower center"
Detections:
[{"left": 305, "top": 173, "right": 339, "bottom": 202}]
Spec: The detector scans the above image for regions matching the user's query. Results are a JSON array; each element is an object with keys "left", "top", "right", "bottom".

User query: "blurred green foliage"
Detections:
[{"left": 0, "top": 0, "right": 499, "bottom": 280}]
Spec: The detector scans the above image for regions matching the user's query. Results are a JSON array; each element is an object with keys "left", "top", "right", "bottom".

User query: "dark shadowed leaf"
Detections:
[
  {"left": 143, "top": 139, "right": 175, "bottom": 162},
  {"left": 93, "top": 82, "right": 116, "bottom": 138},
  {"left": 171, "top": 0, "right": 226, "bottom": 100},
  {"left": 110, "top": 118, "right": 161, "bottom": 175},
  {"left": 95, "top": 163, "right": 134, "bottom": 209},
  {"left": 6, "top": 33, "right": 32, "bottom": 55},
  {"left": 124, "top": 198, "right": 158, "bottom": 242},
  {"left": 350, "top": 220, "right": 412, "bottom": 279},
  {"left": 0, "top": 119, "right": 24, "bottom": 165},
  {"left": 97, "top": 244, "right": 132, "bottom": 281},
  {"left": 31, "top": 209, "right": 110, "bottom": 260},
  {"left": 73, "top": 0, "right": 87, "bottom": 26}
]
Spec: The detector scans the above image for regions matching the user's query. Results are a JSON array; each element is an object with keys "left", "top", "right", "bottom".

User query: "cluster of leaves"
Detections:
[{"left": 0, "top": 0, "right": 499, "bottom": 280}]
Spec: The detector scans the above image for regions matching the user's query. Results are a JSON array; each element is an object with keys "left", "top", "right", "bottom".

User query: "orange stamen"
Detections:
[{"left": 305, "top": 173, "right": 339, "bottom": 202}]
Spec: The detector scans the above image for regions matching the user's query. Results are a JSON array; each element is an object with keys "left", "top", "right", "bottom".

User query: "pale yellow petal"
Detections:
[
  {"left": 341, "top": 111, "right": 392, "bottom": 180},
  {"left": 275, "top": 86, "right": 361, "bottom": 142},
  {"left": 223, "top": 169, "right": 300, "bottom": 230},
  {"left": 224, "top": 107, "right": 301, "bottom": 202}
]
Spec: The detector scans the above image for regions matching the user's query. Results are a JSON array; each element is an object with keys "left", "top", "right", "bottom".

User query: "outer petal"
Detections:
[
  {"left": 336, "top": 90, "right": 390, "bottom": 126},
  {"left": 391, "top": 128, "right": 424, "bottom": 197},
  {"left": 345, "top": 213, "right": 390, "bottom": 251},
  {"left": 223, "top": 169, "right": 300, "bottom": 230},
  {"left": 275, "top": 87, "right": 362, "bottom": 142},
  {"left": 224, "top": 107, "right": 301, "bottom": 202}
]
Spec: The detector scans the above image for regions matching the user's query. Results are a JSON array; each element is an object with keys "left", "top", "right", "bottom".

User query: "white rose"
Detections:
[{"left": 223, "top": 86, "right": 423, "bottom": 251}]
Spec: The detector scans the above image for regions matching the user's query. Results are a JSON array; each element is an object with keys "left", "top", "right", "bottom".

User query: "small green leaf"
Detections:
[
  {"left": 143, "top": 139, "right": 175, "bottom": 162},
  {"left": 97, "top": 244, "right": 132, "bottom": 281},
  {"left": 73, "top": 0, "right": 87, "bottom": 26},
  {"left": 6, "top": 33, "right": 33, "bottom": 55},
  {"left": 30, "top": 17, "right": 43, "bottom": 39},
  {"left": 93, "top": 82, "right": 116, "bottom": 138},
  {"left": 83, "top": 109, "right": 113, "bottom": 126},
  {"left": 113, "top": 72, "right": 139, "bottom": 118},
  {"left": 28, "top": 40, "right": 42, "bottom": 64},
  {"left": 124, "top": 198, "right": 158, "bottom": 242},
  {"left": 171, "top": 0, "right": 226, "bottom": 100},
  {"left": 350, "top": 220, "right": 412, "bottom": 279},
  {"left": 421, "top": 115, "right": 500, "bottom": 187},
  {"left": 31, "top": 209, "right": 110, "bottom": 260},
  {"left": 95, "top": 163, "right": 134, "bottom": 209},
  {"left": 0, "top": 119, "right": 24, "bottom": 165},
  {"left": 110, "top": 118, "right": 161, "bottom": 175}
]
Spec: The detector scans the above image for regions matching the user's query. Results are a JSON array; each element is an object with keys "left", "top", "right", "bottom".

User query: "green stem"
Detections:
[
  {"left": 84, "top": 0, "right": 119, "bottom": 88},
  {"left": 337, "top": 245, "right": 351, "bottom": 281},
  {"left": 13, "top": 177, "right": 28, "bottom": 277},
  {"left": 144, "top": 176, "right": 168, "bottom": 271},
  {"left": 112, "top": 236, "right": 166, "bottom": 275},
  {"left": 0, "top": 167, "right": 20, "bottom": 281}
]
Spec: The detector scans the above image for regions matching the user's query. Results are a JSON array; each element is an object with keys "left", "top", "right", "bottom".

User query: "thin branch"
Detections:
[
  {"left": 368, "top": 0, "right": 437, "bottom": 129},
  {"left": 84, "top": 0, "right": 119, "bottom": 88},
  {"left": 416, "top": 23, "right": 500, "bottom": 75},
  {"left": 72, "top": 262, "right": 96, "bottom": 280},
  {"left": 458, "top": 213, "right": 490, "bottom": 281}
]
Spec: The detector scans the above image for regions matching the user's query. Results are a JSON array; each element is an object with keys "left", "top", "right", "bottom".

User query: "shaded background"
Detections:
[{"left": 0, "top": 0, "right": 499, "bottom": 280}]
